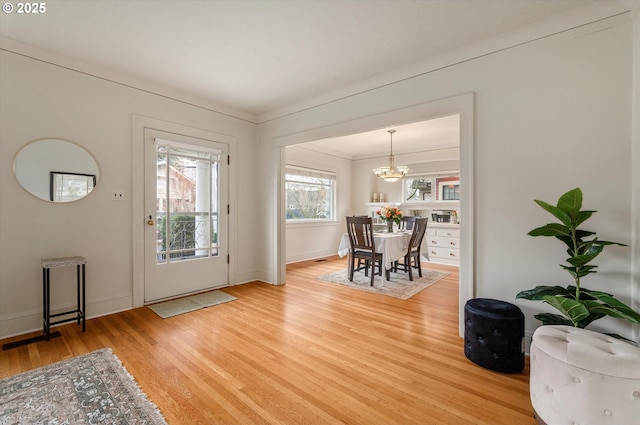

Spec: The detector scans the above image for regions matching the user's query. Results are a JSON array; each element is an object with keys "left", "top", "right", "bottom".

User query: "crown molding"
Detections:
[
  {"left": 0, "top": 36, "right": 259, "bottom": 124},
  {"left": 1, "top": 0, "right": 632, "bottom": 126},
  {"left": 257, "top": 0, "right": 632, "bottom": 124}
]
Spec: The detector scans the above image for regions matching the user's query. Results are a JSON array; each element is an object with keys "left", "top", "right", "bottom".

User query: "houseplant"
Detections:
[
  {"left": 516, "top": 188, "right": 640, "bottom": 337},
  {"left": 376, "top": 206, "right": 403, "bottom": 232}
]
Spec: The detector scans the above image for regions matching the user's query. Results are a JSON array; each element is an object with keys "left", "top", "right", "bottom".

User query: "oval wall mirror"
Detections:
[{"left": 13, "top": 139, "right": 99, "bottom": 202}]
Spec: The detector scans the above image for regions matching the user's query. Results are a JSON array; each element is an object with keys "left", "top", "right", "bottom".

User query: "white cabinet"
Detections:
[
  {"left": 362, "top": 204, "right": 461, "bottom": 266},
  {"left": 424, "top": 225, "right": 460, "bottom": 266}
]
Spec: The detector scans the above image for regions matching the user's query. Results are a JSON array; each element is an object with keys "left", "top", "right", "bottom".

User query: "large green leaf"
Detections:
[
  {"left": 576, "top": 240, "right": 599, "bottom": 255},
  {"left": 579, "top": 287, "right": 612, "bottom": 297},
  {"left": 534, "top": 313, "right": 573, "bottom": 326},
  {"left": 584, "top": 292, "right": 640, "bottom": 322},
  {"left": 557, "top": 236, "right": 577, "bottom": 253},
  {"left": 534, "top": 200, "right": 571, "bottom": 226},
  {"left": 575, "top": 265, "right": 598, "bottom": 279},
  {"left": 516, "top": 286, "right": 572, "bottom": 300},
  {"left": 528, "top": 223, "right": 570, "bottom": 238},
  {"left": 567, "top": 286, "right": 606, "bottom": 300},
  {"left": 557, "top": 188, "right": 582, "bottom": 220},
  {"left": 566, "top": 245, "right": 603, "bottom": 267},
  {"left": 574, "top": 210, "right": 595, "bottom": 227},
  {"left": 560, "top": 265, "right": 598, "bottom": 280},
  {"left": 560, "top": 264, "right": 578, "bottom": 279},
  {"left": 543, "top": 295, "right": 589, "bottom": 326},
  {"left": 577, "top": 312, "right": 606, "bottom": 328},
  {"left": 589, "top": 305, "right": 640, "bottom": 323},
  {"left": 595, "top": 240, "right": 629, "bottom": 248},
  {"left": 574, "top": 230, "right": 597, "bottom": 241}
]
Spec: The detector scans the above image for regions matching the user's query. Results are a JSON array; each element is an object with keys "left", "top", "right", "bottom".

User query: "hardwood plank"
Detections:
[{"left": 0, "top": 256, "right": 535, "bottom": 425}]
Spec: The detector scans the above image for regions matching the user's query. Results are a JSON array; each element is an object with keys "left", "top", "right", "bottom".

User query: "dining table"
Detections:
[{"left": 337, "top": 230, "right": 428, "bottom": 274}]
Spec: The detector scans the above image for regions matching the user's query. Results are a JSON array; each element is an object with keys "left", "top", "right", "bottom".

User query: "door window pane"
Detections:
[{"left": 155, "top": 143, "right": 221, "bottom": 263}]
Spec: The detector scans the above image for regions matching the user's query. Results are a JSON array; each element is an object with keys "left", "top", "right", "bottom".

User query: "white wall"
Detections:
[
  {"left": 284, "top": 145, "right": 353, "bottom": 263},
  {"left": 259, "top": 15, "right": 638, "bottom": 341},
  {"left": 0, "top": 51, "right": 258, "bottom": 338}
]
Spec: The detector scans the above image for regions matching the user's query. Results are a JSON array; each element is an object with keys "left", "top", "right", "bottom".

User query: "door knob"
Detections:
[{"left": 147, "top": 215, "right": 155, "bottom": 226}]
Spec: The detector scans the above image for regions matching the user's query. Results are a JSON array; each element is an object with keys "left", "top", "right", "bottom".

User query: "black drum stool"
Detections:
[{"left": 464, "top": 298, "right": 524, "bottom": 373}]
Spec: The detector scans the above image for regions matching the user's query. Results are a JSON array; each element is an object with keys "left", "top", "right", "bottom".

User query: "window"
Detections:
[
  {"left": 155, "top": 141, "right": 221, "bottom": 263},
  {"left": 285, "top": 166, "right": 335, "bottom": 221}
]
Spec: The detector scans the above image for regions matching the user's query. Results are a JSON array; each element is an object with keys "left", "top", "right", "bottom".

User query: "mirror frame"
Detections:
[{"left": 13, "top": 138, "right": 100, "bottom": 203}]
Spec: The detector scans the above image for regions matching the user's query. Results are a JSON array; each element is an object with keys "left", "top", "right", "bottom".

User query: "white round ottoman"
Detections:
[{"left": 530, "top": 325, "right": 640, "bottom": 425}]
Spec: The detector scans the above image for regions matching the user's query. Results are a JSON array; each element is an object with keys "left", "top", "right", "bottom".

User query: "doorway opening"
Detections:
[{"left": 274, "top": 93, "right": 475, "bottom": 336}]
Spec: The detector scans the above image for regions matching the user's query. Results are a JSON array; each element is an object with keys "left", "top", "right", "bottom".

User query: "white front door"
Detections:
[{"left": 144, "top": 128, "right": 228, "bottom": 302}]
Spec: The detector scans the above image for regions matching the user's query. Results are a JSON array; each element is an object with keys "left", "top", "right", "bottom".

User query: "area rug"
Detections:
[
  {"left": 147, "top": 289, "right": 237, "bottom": 318},
  {"left": 316, "top": 268, "right": 449, "bottom": 300},
  {"left": 0, "top": 348, "right": 167, "bottom": 424}
]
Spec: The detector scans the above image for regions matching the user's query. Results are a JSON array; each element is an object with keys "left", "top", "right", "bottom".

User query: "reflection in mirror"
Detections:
[
  {"left": 403, "top": 173, "right": 460, "bottom": 202},
  {"left": 404, "top": 177, "right": 433, "bottom": 202},
  {"left": 50, "top": 171, "right": 96, "bottom": 202},
  {"left": 437, "top": 177, "right": 460, "bottom": 200},
  {"left": 13, "top": 139, "right": 99, "bottom": 202}
]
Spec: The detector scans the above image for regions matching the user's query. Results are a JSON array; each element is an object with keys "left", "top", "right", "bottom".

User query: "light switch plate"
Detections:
[{"left": 111, "top": 191, "right": 125, "bottom": 201}]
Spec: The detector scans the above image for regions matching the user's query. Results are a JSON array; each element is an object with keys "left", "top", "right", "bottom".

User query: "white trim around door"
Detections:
[{"left": 132, "top": 115, "right": 238, "bottom": 308}]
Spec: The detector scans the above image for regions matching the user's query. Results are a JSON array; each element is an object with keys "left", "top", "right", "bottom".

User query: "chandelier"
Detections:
[{"left": 373, "top": 129, "right": 409, "bottom": 182}]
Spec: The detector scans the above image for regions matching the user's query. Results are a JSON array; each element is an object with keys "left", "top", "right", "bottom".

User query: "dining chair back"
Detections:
[
  {"left": 345, "top": 216, "right": 386, "bottom": 286},
  {"left": 400, "top": 217, "right": 429, "bottom": 281},
  {"left": 399, "top": 216, "right": 418, "bottom": 231}
]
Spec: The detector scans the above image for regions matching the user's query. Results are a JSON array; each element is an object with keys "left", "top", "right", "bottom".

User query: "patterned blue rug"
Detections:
[{"left": 0, "top": 348, "right": 167, "bottom": 424}]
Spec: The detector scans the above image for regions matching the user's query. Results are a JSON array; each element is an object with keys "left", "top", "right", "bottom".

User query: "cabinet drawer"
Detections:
[
  {"left": 436, "top": 228, "right": 460, "bottom": 238},
  {"left": 426, "top": 236, "right": 459, "bottom": 248},
  {"left": 428, "top": 247, "right": 459, "bottom": 260}
]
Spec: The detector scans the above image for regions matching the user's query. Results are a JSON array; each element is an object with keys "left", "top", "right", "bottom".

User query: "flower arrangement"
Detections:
[{"left": 376, "top": 206, "right": 403, "bottom": 225}]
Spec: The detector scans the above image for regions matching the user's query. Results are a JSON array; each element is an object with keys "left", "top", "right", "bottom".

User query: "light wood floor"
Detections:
[{"left": 1, "top": 256, "right": 535, "bottom": 425}]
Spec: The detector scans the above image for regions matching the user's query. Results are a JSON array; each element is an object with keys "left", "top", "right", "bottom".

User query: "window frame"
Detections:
[{"left": 285, "top": 165, "right": 337, "bottom": 223}]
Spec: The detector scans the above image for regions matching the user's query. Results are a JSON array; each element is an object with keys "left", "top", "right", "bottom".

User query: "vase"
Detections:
[{"left": 386, "top": 221, "right": 394, "bottom": 233}]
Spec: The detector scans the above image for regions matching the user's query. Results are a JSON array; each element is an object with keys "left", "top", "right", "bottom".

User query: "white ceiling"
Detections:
[
  {"left": 0, "top": 0, "right": 630, "bottom": 156},
  {"left": 299, "top": 114, "right": 460, "bottom": 161}
]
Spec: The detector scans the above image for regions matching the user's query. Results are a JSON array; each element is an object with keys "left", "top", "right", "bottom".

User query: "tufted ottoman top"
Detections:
[
  {"left": 532, "top": 325, "right": 640, "bottom": 379},
  {"left": 465, "top": 298, "right": 523, "bottom": 319}
]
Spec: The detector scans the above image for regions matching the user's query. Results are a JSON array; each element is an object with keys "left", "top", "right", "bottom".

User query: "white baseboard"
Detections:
[
  {"left": 0, "top": 295, "right": 133, "bottom": 340},
  {"left": 286, "top": 249, "right": 337, "bottom": 264}
]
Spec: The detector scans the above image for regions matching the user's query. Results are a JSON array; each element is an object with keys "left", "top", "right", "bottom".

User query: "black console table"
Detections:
[
  {"left": 2, "top": 256, "right": 87, "bottom": 350},
  {"left": 42, "top": 256, "right": 86, "bottom": 340}
]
